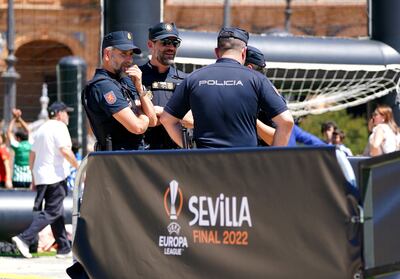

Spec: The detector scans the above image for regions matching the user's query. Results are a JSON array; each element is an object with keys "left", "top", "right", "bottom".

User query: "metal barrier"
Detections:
[
  {"left": 72, "top": 155, "right": 89, "bottom": 242},
  {"left": 0, "top": 191, "right": 73, "bottom": 241}
]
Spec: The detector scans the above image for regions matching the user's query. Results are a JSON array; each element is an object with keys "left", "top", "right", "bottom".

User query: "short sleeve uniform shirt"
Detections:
[
  {"left": 165, "top": 58, "right": 288, "bottom": 148},
  {"left": 86, "top": 69, "right": 143, "bottom": 150},
  {"left": 137, "top": 62, "right": 187, "bottom": 149}
]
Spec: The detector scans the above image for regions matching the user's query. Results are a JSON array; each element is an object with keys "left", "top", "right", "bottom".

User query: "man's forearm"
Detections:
[
  {"left": 256, "top": 120, "right": 275, "bottom": 145},
  {"left": 160, "top": 112, "right": 184, "bottom": 147},
  {"left": 138, "top": 90, "right": 157, "bottom": 127},
  {"left": 29, "top": 151, "right": 36, "bottom": 189},
  {"left": 18, "top": 117, "right": 30, "bottom": 133},
  {"left": 272, "top": 126, "right": 292, "bottom": 146},
  {"left": 29, "top": 151, "right": 35, "bottom": 172},
  {"left": 60, "top": 147, "right": 79, "bottom": 169},
  {"left": 271, "top": 111, "right": 294, "bottom": 146},
  {"left": 166, "top": 123, "right": 184, "bottom": 147}
]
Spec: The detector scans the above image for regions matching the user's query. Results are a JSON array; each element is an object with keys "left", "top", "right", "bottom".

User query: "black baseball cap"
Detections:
[
  {"left": 149, "top": 22, "right": 180, "bottom": 41},
  {"left": 217, "top": 27, "right": 249, "bottom": 45},
  {"left": 48, "top": 101, "right": 74, "bottom": 117},
  {"left": 102, "top": 31, "right": 141, "bottom": 54},
  {"left": 246, "top": 46, "right": 266, "bottom": 68}
]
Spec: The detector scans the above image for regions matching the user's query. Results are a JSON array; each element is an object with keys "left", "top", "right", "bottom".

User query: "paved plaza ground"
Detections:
[{"left": 0, "top": 256, "right": 72, "bottom": 279}]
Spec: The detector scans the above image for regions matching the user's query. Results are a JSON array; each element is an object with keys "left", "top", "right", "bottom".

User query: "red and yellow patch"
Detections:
[{"left": 104, "top": 90, "right": 116, "bottom": 104}]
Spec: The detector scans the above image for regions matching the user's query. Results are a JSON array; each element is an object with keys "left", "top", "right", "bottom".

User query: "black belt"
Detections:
[{"left": 94, "top": 141, "right": 142, "bottom": 151}]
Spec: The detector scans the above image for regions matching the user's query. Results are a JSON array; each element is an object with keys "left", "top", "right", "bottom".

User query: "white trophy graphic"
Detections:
[{"left": 169, "top": 180, "right": 179, "bottom": 220}]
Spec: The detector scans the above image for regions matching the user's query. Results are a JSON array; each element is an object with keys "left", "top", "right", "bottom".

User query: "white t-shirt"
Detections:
[
  {"left": 31, "top": 119, "right": 72, "bottom": 185},
  {"left": 369, "top": 123, "right": 398, "bottom": 155}
]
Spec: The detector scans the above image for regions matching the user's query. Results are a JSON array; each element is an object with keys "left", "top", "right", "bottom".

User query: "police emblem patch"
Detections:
[
  {"left": 165, "top": 24, "right": 173, "bottom": 31},
  {"left": 104, "top": 90, "right": 117, "bottom": 104},
  {"left": 127, "top": 32, "right": 132, "bottom": 40}
]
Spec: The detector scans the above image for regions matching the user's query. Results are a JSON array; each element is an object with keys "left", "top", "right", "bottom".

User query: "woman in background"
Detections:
[{"left": 366, "top": 104, "right": 399, "bottom": 157}]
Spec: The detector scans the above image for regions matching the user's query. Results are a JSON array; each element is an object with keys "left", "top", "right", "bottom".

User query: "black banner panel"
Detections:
[
  {"left": 73, "top": 147, "right": 362, "bottom": 279},
  {"left": 362, "top": 151, "right": 400, "bottom": 276}
]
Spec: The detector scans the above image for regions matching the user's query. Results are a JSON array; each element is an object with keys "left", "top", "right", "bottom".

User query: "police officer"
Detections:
[
  {"left": 160, "top": 27, "right": 294, "bottom": 148},
  {"left": 243, "top": 45, "right": 275, "bottom": 146},
  {"left": 245, "top": 45, "right": 266, "bottom": 72},
  {"left": 135, "top": 22, "right": 188, "bottom": 149},
  {"left": 245, "top": 45, "right": 325, "bottom": 147},
  {"left": 82, "top": 31, "right": 157, "bottom": 151}
]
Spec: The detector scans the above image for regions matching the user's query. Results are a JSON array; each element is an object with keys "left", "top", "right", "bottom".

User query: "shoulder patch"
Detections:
[{"left": 104, "top": 90, "right": 116, "bottom": 104}]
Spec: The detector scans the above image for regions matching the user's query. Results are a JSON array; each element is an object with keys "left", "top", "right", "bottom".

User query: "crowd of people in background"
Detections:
[
  {"left": 320, "top": 120, "right": 353, "bottom": 156},
  {"left": 0, "top": 106, "right": 80, "bottom": 191}
]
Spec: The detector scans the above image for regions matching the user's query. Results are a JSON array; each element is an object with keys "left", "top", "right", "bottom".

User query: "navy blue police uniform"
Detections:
[
  {"left": 139, "top": 63, "right": 186, "bottom": 149},
  {"left": 84, "top": 69, "right": 144, "bottom": 150},
  {"left": 82, "top": 31, "right": 144, "bottom": 151},
  {"left": 245, "top": 45, "right": 289, "bottom": 147},
  {"left": 246, "top": 45, "right": 266, "bottom": 68},
  {"left": 164, "top": 28, "right": 288, "bottom": 148},
  {"left": 125, "top": 22, "right": 188, "bottom": 149},
  {"left": 245, "top": 45, "right": 270, "bottom": 146}
]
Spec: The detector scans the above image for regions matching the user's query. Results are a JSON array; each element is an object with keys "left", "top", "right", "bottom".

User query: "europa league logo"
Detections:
[
  {"left": 164, "top": 180, "right": 183, "bottom": 220},
  {"left": 169, "top": 180, "right": 179, "bottom": 220}
]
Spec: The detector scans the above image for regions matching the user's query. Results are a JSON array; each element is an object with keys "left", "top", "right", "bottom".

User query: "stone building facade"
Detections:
[
  {"left": 165, "top": 0, "right": 367, "bottom": 37},
  {"left": 0, "top": 0, "right": 100, "bottom": 121},
  {"left": 0, "top": 0, "right": 367, "bottom": 121}
]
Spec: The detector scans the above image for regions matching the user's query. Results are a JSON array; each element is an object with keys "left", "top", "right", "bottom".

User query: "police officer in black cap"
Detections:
[
  {"left": 245, "top": 45, "right": 323, "bottom": 147},
  {"left": 82, "top": 31, "right": 157, "bottom": 151},
  {"left": 126, "top": 22, "right": 189, "bottom": 149},
  {"left": 160, "top": 27, "right": 294, "bottom": 148},
  {"left": 244, "top": 45, "right": 275, "bottom": 145},
  {"left": 245, "top": 45, "right": 266, "bottom": 72}
]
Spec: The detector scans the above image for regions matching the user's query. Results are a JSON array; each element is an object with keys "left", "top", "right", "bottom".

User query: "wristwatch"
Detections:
[
  {"left": 145, "top": 90, "right": 153, "bottom": 100},
  {"left": 139, "top": 86, "right": 153, "bottom": 100}
]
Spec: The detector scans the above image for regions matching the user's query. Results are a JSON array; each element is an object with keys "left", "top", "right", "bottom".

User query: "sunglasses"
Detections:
[{"left": 159, "top": 38, "right": 181, "bottom": 48}]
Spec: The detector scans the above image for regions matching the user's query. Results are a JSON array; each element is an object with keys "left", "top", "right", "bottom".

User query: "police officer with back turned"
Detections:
[
  {"left": 160, "top": 27, "right": 294, "bottom": 148},
  {"left": 82, "top": 31, "right": 157, "bottom": 151}
]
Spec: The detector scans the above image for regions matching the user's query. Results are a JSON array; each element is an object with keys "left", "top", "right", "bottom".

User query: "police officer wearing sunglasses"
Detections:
[{"left": 134, "top": 22, "right": 190, "bottom": 149}]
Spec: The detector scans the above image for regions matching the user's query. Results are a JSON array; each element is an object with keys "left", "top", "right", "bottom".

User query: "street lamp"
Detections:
[
  {"left": 2, "top": 0, "right": 20, "bottom": 129},
  {"left": 285, "top": 0, "right": 292, "bottom": 33},
  {"left": 223, "top": 0, "right": 231, "bottom": 28}
]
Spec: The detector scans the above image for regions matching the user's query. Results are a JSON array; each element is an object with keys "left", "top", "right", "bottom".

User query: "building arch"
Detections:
[
  {"left": 13, "top": 38, "right": 74, "bottom": 121},
  {"left": 15, "top": 31, "right": 83, "bottom": 57}
]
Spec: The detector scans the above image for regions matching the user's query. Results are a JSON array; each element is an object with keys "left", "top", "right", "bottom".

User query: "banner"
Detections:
[
  {"left": 361, "top": 151, "right": 400, "bottom": 276},
  {"left": 73, "top": 147, "right": 362, "bottom": 279}
]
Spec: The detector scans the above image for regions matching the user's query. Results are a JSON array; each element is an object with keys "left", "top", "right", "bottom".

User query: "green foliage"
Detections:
[{"left": 298, "top": 110, "right": 369, "bottom": 155}]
